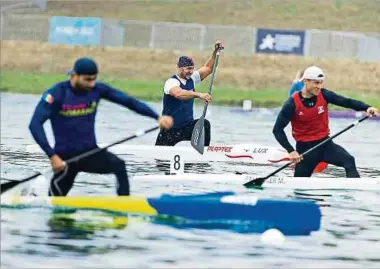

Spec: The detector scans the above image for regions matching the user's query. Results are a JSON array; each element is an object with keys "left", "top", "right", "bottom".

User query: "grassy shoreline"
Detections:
[{"left": 1, "top": 70, "right": 379, "bottom": 109}]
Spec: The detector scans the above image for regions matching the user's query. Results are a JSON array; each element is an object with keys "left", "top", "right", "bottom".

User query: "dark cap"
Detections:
[
  {"left": 177, "top": 56, "right": 194, "bottom": 68},
  {"left": 68, "top": 57, "right": 98, "bottom": 75}
]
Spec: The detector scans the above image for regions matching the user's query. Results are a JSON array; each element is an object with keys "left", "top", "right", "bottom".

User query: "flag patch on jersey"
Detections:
[{"left": 43, "top": 93, "right": 54, "bottom": 104}]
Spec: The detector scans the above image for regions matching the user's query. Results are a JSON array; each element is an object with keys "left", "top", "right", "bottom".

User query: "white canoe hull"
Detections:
[
  {"left": 131, "top": 173, "right": 380, "bottom": 191},
  {"left": 26, "top": 143, "right": 288, "bottom": 164}
]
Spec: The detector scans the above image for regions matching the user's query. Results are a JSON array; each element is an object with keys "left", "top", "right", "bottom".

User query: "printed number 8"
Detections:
[{"left": 174, "top": 155, "right": 181, "bottom": 170}]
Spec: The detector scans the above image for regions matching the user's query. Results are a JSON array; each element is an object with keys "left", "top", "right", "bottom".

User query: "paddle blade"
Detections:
[
  {"left": 1, "top": 180, "right": 24, "bottom": 194},
  {"left": 1, "top": 173, "right": 41, "bottom": 195},
  {"left": 313, "top": 162, "right": 328, "bottom": 173},
  {"left": 269, "top": 157, "right": 328, "bottom": 173},
  {"left": 243, "top": 176, "right": 266, "bottom": 188},
  {"left": 191, "top": 118, "right": 205, "bottom": 154}
]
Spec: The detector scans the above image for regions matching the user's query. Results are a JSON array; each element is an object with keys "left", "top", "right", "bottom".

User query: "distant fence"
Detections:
[{"left": 1, "top": 12, "right": 379, "bottom": 62}]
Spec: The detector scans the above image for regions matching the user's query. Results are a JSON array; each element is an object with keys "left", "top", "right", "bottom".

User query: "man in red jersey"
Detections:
[{"left": 272, "top": 66, "right": 378, "bottom": 177}]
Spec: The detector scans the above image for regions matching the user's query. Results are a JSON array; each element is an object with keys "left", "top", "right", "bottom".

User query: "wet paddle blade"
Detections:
[
  {"left": 1, "top": 126, "right": 160, "bottom": 195},
  {"left": 191, "top": 118, "right": 205, "bottom": 154},
  {"left": 243, "top": 176, "right": 266, "bottom": 188},
  {"left": 313, "top": 162, "right": 328, "bottom": 173},
  {"left": 1, "top": 180, "right": 26, "bottom": 194}
]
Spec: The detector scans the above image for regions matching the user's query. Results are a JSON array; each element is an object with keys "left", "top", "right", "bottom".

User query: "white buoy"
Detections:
[
  {"left": 260, "top": 228, "right": 286, "bottom": 246},
  {"left": 242, "top": 100, "right": 252, "bottom": 111}
]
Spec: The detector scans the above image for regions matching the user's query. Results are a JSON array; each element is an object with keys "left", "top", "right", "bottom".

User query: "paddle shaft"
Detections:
[
  {"left": 2, "top": 99, "right": 198, "bottom": 187},
  {"left": 200, "top": 50, "right": 220, "bottom": 118},
  {"left": 0, "top": 126, "right": 159, "bottom": 194},
  {"left": 190, "top": 50, "right": 221, "bottom": 154},
  {"left": 244, "top": 115, "right": 370, "bottom": 186},
  {"left": 2, "top": 86, "right": 206, "bottom": 194},
  {"left": 66, "top": 126, "right": 159, "bottom": 164}
]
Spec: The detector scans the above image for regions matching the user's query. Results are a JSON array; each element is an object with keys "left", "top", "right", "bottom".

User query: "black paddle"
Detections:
[
  {"left": 191, "top": 50, "right": 221, "bottom": 154},
  {"left": 1, "top": 126, "right": 159, "bottom": 194},
  {"left": 243, "top": 115, "right": 370, "bottom": 188}
]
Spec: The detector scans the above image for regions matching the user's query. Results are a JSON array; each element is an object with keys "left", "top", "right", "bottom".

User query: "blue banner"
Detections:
[
  {"left": 255, "top": 28, "right": 305, "bottom": 55},
  {"left": 48, "top": 16, "right": 102, "bottom": 46}
]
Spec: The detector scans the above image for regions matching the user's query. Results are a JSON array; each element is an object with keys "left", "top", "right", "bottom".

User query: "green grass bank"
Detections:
[{"left": 2, "top": 70, "right": 379, "bottom": 109}]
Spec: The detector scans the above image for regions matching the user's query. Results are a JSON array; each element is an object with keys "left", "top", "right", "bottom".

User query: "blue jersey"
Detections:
[
  {"left": 29, "top": 80, "right": 159, "bottom": 157},
  {"left": 288, "top": 81, "right": 304, "bottom": 97},
  {"left": 162, "top": 75, "right": 195, "bottom": 128}
]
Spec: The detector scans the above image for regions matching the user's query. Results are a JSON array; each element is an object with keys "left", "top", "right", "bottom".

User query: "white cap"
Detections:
[{"left": 299, "top": 66, "right": 325, "bottom": 81}]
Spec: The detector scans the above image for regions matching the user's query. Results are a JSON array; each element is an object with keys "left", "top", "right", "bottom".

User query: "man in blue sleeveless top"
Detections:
[
  {"left": 155, "top": 40, "right": 224, "bottom": 146},
  {"left": 29, "top": 57, "right": 173, "bottom": 196},
  {"left": 288, "top": 69, "right": 305, "bottom": 97}
]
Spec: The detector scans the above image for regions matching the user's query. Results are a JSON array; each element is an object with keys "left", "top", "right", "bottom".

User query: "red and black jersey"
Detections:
[
  {"left": 272, "top": 88, "right": 370, "bottom": 153},
  {"left": 290, "top": 91, "right": 329, "bottom": 142}
]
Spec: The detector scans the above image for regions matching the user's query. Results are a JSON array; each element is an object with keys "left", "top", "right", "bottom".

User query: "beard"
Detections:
[{"left": 74, "top": 81, "right": 92, "bottom": 91}]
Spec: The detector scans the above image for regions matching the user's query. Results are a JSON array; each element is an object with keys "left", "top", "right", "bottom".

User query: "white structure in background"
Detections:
[{"left": 242, "top": 100, "right": 252, "bottom": 111}]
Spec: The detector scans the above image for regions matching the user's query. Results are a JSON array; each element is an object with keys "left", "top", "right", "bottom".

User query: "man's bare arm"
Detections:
[
  {"left": 197, "top": 40, "right": 224, "bottom": 81},
  {"left": 169, "top": 86, "right": 200, "bottom": 100}
]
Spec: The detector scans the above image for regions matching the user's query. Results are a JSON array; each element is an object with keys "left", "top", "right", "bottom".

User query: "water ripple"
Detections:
[{"left": 1, "top": 93, "right": 380, "bottom": 268}]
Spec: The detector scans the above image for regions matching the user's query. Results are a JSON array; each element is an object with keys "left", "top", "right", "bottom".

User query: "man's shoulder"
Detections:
[
  {"left": 287, "top": 92, "right": 298, "bottom": 102},
  {"left": 163, "top": 76, "right": 181, "bottom": 95},
  {"left": 94, "top": 81, "right": 111, "bottom": 91},
  {"left": 190, "top": 71, "right": 201, "bottom": 84},
  {"left": 40, "top": 81, "right": 68, "bottom": 105},
  {"left": 320, "top": 88, "right": 334, "bottom": 98},
  {"left": 166, "top": 76, "right": 180, "bottom": 82},
  {"left": 43, "top": 80, "right": 70, "bottom": 99},
  {"left": 281, "top": 96, "right": 296, "bottom": 111},
  {"left": 321, "top": 88, "right": 334, "bottom": 94},
  {"left": 48, "top": 80, "right": 68, "bottom": 92}
]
